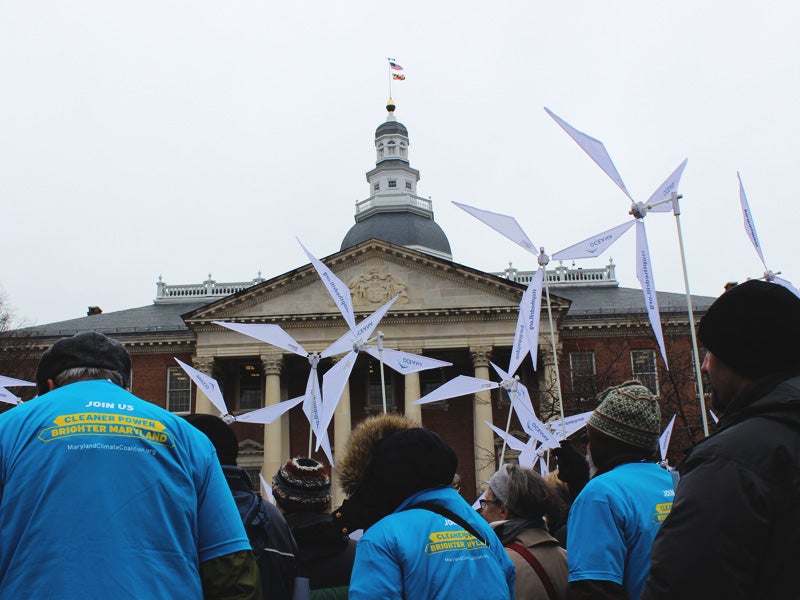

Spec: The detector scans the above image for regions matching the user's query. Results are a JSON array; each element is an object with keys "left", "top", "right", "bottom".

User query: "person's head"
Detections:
[
  {"left": 482, "top": 463, "right": 565, "bottom": 525},
  {"left": 183, "top": 413, "right": 239, "bottom": 465},
  {"left": 272, "top": 457, "right": 332, "bottom": 514},
  {"left": 35, "top": 331, "right": 132, "bottom": 395},
  {"left": 698, "top": 279, "right": 800, "bottom": 411},
  {"left": 586, "top": 380, "right": 661, "bottom": 475},
  {"left": 334, "top": 413, "right": 457, "bottom": 532}
]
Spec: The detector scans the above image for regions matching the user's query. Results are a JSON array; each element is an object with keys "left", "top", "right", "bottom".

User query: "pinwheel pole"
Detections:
[
  {"left": 539, "top": 249, "right": 567, "bottom": 439},
  {"left": 498, "top": 378, "right": 519, "bottom": 465},
  {"left": 631, "top": 195, "right": 709, "bottom": 437},
  {"left": 377, "top": 331, "right": 388, "bottom": 414}
]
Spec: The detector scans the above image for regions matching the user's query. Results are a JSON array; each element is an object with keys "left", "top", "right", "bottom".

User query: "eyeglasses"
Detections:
[{"left": 478, "top": 498, "right": 501, "bottom": 510}]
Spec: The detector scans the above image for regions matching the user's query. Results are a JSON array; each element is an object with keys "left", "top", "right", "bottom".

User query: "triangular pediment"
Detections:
[{"left": 184, "top": 239, "right": 570, "bottom": 326}]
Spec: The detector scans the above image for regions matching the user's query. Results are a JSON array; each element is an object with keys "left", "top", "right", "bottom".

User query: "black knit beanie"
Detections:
[
  {"left": 272, "top": 457, "right": 332, "bottom": 513},
  {"left": 698, "top": 280, "right": 800, "bottom": 379},
  {"left": 184, "top": 413, "right": 239, "bottom": 466}
]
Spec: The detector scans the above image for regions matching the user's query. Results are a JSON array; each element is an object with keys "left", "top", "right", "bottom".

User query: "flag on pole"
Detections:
[
  {"left": 388, "top": 60, "right": 404, "bottom": 71},
  {"left": 392, "top": 73, "right": 405, "bottom": 80}
]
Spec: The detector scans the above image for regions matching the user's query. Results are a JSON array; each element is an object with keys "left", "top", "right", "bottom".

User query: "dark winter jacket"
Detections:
[
  {"left": 644, "top": 373, "right": 800, "bottom": 599},
  {"left": 284, "top": 511, "right": 357, "bottom": 598},
  {"left": 224, "top": 465, "right": 299, "bottom": 599}
]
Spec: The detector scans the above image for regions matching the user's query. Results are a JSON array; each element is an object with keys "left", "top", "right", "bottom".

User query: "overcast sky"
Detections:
[{"left": 2, "top": 1, "right": 798, "bottom": 326}]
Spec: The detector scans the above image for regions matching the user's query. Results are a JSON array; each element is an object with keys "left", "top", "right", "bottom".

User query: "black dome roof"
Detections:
[
  {"left": 341, "top": 212, "right": 451, "bottom": 257},
  {"left": 375, "top": 121, "right": 408, "bottom": 138}
]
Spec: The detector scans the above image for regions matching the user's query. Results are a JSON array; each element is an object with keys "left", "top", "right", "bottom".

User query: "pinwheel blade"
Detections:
[
  {"left": 509, "top": 383, "right": 560, "bottom": 449},
  {"left": 635, "top": 221, "right": 668, "bottom": 369},
  {"left": 773, "top": 276, "right": 800, "bottom": 300},
  {"left": 737, "top": 172, "right": 767, "bottom": 269},
  {"left": 646, "top": 159, "right": 688, "bottom": 212},
  {"left": 485, "top": 420, "right": 527, "bottom": 452},
  {"left": 317, "top": 350, "right": 358, "bottom": 450},
  {"left": 0, "top": 386, "right": 21, "bottom": 405},
  {"left": 523, "top": 268, "right": 544, "bottom": 373},
  {"left": 659, "top": 414, "right": 677, "bottom": 462},
  {"left": 237, "top": 396, "right": 304, "bottom": 424},
  {"left": 174, "top": 358, "right": 230, "bottom": 417},
  {"left": 412, "top": 375, "right": 498, "bottom": 406},
  {"left": 549, "top": 410, "right": 594, "bottom": 441},
  {"left": 507, "top": 302, "right": 531, "bottom": 379},
  {"left": 545, "top": 107, "right": 633, "bottom": 201},
  {"left": 0, "top": 375, "right": 35, "bottom": 387},
  {"left": 351, "top": 296, "right": 398, "bottom": 344},
  {"left": 301, "top": 370, "right": 323, "bottom": 440},
  {"left": 321, "top": 328, "right": 355, "bottom": 359},
  {"left": 364, "top": 346, "right": 452, "bottom": 374},
  {"left": 259, "top": 473, "right": 276, "bottom": 504},
  {"left": 518, "top": 440, "right": 539, "bottom": 470},
  {"left": 298, "top": 238, "right": 357, "bottom": 332},
  {"left": 214, "top": 321, "right": 309, "bottom": 357},
  {"left": 553, "top": 220, "right": 635, "bottom": 261},
  {"left": 452, "top": 201, "right": 537, "bottom": 255},
  {"left": 490, "top": 361, "right": 511, "bottom": 382}
]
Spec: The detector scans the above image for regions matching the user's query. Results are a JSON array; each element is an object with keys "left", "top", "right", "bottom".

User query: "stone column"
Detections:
[
  {"left": 331, "top": 355, "right": 352, "bottom": 509},
  {"left": 538, "top": 343, "right": 563, "bottom": 418},
  {"left": 260, "top": 352, "right": 284, "bottom": 483},
  {"left": 403, "top": 347, "right": 422, "bottom": 424},
  {"left": 470, "top": 346, "right": 496, "bottom": 495},
  {"left": 192, "top": 356, "right": 215, "bottom": 415}
]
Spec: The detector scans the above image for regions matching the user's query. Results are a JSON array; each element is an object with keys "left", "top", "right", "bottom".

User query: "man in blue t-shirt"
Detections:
[
  {"left": 566, "top": 381, "right": 674, "bottom": 600},
  {"left": 0, "top": 332, "right": 260, "bottom": 598}
]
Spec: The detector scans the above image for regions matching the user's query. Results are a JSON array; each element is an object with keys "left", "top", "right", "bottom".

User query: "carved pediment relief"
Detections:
[{"left": 348, "top": 267, "right": 409, "bottom": 307}]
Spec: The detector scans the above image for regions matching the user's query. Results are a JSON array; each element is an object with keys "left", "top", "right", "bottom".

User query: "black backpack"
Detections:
[{"left": 234, "top": 485, "right": 298, "bottom": 599}]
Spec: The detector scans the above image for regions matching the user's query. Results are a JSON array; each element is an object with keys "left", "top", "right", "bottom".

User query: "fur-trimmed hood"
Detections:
[
  {"left": 332, "top": 413, "right": 457, "bottom": 533},
  {"left": 338, "top": 413, "right": 418, "bottom": 497}
]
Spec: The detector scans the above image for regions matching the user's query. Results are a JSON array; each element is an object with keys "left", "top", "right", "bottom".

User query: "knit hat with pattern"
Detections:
[
  {"left": 273, "top": 457, "right": 331, "bottom": 513},
  {"left": 587, "top": 380, "right": 661, "bottom": 451}
]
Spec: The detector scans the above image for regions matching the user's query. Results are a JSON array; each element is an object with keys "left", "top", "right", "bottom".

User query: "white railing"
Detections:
[
  {"left": 155, "top": 274, "right": 265, "bottom": 303},
  {"left": 355, "top": 195, "right": 432, "bottom": 215},
  {"left": 495, "top": 262, "right": 618, "bottom": 287}
]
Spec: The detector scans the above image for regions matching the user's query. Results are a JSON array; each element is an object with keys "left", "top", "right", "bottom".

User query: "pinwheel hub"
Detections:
[
  {"left": 222, "top": 414, "right": 236, "bottom": 425},
  {"left": 538, "top": 248, "right": 550, "bottom": 266},
  {"left": 630, "top": 202, "right": 649, "bottom": 219}
]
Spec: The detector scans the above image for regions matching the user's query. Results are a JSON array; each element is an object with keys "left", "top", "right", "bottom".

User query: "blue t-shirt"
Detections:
[
  {"left": 349, "top": 486, "right": 515, "bottom": 599},
  {"left": 567, "top": 462, "right": 674, "bottom": 599},
  {"left": 0, "top": 380, "right": 250, "bottom": 599}
]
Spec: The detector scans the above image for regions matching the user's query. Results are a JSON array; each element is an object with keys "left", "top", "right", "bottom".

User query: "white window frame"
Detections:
[
  {"left": 569, "top": 351, "right": 596, "bottom": 397},
  {"left": 631, "top": 349, "right": 659, "bottom": 395},
  {"left": 166, "top": 366, "right": 192, "bottom": 414}
]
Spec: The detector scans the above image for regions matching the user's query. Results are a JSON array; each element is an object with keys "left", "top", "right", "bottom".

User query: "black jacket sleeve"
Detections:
[{"left": 200, "top": 549, "right": 262, "bottom": 600}]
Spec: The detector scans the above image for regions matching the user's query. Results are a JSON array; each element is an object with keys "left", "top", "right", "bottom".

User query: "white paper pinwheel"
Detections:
[
  {"left": 545, "top": 107, "right": 690, "bottom": 370},
  {"left": 259, "top": 472, "right": 276, "bottom": 504},
  {"left": 0, "top": 375, "right": 35, "bottom": 388},
  {"left": 0, "top": 375, "right": 34, "bottom": 406},
  {"left": 737, "top": 173, "right": 800, "bottom": 298},
  {"left": 485, "top": 421, "right": 540, "bottom": 469},
  {"left": 298, "top": 240, "right": 452, "bottom": 452},
  {"left": 548, "top": 410, "right": 593, "bottom": 442},
  {"left": 0, "top": 386, "right": 22, "bottom": 405},
  {"left": 659, "top": 414, "right": 677, "bottom": 462},
  {"left": 413, "top": 361, "right": 560, "bottom": 451},
  {"left": 210, "top": 321, "right": 334, "bottom": 465},
  {"left": 174, "top": 358, "right": 304, "bottom": 429}
]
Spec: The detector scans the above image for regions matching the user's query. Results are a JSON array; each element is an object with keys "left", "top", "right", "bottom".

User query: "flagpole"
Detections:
[{"left": 668, "top": 193, "right": 710, "bottom": 437}]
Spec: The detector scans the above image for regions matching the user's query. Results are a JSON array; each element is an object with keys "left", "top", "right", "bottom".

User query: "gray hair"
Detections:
[
  {"left": 489, "top": 463, "right": 565, "bottom": 522},
  {"left": 54, "top": 367, "right": 127, "bottom": 390}
]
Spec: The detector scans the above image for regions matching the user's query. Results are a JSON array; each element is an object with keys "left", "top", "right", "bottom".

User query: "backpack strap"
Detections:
[
  {"left": 405, "top": 501, "right": 487, "bottom": 546},
  {"left": 506, "top": 542, "right": 558, "bottom": 600}
]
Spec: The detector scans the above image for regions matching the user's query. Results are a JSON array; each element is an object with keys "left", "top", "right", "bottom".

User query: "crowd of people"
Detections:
[{"left": 0, "top": 278, "right": 797, "bottom": 598}]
